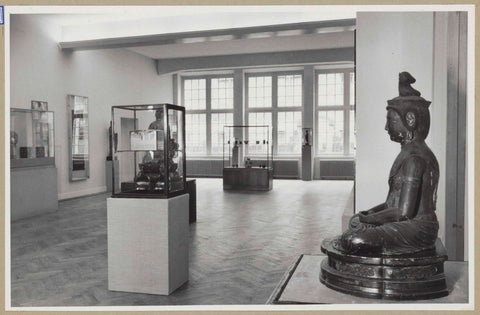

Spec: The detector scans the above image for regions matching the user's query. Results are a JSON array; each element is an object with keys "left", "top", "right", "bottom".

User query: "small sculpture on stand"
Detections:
[
  {"left": 107, "top": 121, "right": 118, "bottom": 161},
  {"left": 231, "top": 138, "right": 239, "bottom": 167},
  {"left": 244, "top": 157, "right": 252, "bottom": 168},
  {"left": 320, "top": 72, "right": 448, "bottom": 300},
  {"left": 302, "top": 128, "right": 312, "bottom": 146},
  {"left": 10, "top": 131, "right": 18, "bottom": 159}
]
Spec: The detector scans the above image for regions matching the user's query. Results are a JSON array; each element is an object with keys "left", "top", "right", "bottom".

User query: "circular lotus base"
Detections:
[{"left": 319, "top": 238, "right": 448, "bottom": 300}]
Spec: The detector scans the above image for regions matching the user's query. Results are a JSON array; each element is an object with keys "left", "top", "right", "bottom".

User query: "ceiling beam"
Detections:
[
  {"left": 58, "top": 19, "right": 355, "bottom": 51},
  {"left": 156, "top": 48, "right": 354, "bottom": 75}
]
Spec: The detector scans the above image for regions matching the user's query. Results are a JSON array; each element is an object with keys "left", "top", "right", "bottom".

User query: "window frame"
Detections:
[
  {"left": 181, "top": 74, "right": 234, "bottom": 157},
  {"left": 245, "top": 70, "right": 304, "bottom": 157},
  {"left": 315, "top": 68, "right": 355, "bottom": 157}
]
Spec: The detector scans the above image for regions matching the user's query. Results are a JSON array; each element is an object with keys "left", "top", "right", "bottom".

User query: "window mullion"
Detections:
[
  {"left": 206, "top": 78, "right": 212, "bottom": 155},
  {"left": 344, "top": 70, "right": 350, "bottom": 156},
  {"left": 272, "top": 74, "right": 278, "bottom": 156},
  {"left": 181, "top": 78, "right": 185, "bottom": 107},
  {"left": 314, "top": 72, "right": 318, "bottom": 155}
]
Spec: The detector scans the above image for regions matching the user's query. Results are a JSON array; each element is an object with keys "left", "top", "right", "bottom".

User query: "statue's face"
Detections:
[
  {"left": 155, "top": 109, "right": 163, "bottom": 120},
  {"left": 385, "top": 109, "right": 407, "bottom": 143}
]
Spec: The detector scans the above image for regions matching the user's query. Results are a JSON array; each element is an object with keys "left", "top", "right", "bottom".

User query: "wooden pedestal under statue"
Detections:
[{"left": 320, "top": 238, "right": 448, "bottom": 300}]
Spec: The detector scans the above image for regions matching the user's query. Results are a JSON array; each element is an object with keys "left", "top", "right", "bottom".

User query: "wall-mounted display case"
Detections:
[
  {"left": 10, "top": 108, "right": 58, "bottom": 220},
  {"left": 10, "top": 108, "right": 55, "bottom": 168},
  {"left": 67, "top": 95, "right": 89, "bottom": 181},
  {"left": 111, "top": 104, "right": 186, "bottom": 198},
  {"left": 223, "top": 125, "right": 273, "bottom": 191}
]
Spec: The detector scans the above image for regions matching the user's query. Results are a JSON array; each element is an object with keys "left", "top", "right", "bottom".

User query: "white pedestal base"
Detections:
[{"left": 107, "top": 194, "right": 189, "bottom": 295}]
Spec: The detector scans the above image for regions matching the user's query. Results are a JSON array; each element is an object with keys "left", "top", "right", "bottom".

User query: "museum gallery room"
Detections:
[{"left": 7, "top": 6, "right": 473, "bottom": 309}]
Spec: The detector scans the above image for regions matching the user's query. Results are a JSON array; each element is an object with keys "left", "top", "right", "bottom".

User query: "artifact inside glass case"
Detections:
[
  {"left": 223, "top": 125, "right": 272, "bottom": 169},
  {"left": 106, "top": 121, "right": 118, "bottom": 161},
  {"left": 223, "top": 125, "right": 273, "bottom": 191},
  {"left": 111, "top": 104, "right": 186, "bottom": 198},
  {"left": 31, "top": 100, "right": 48, "bottom": 111},
  {"left": 320, "top": 72, "right": 448, "bottom": 300},
  {"left": 10, "top": 108, "right": 55, "bottom": 168}
]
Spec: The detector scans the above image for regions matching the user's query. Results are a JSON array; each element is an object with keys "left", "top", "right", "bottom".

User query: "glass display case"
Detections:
[
  {"left": 67, "top": 95, "right": 90, "bottom": 181},
  {"left": 111, "top": 104, "right": 186, "bottom": 198},
  {"left": 222, "top": 125, "right": 273, "bottom": 191},
  {"left": 10, "top": 108, "right": 55, "bottom": 168}
]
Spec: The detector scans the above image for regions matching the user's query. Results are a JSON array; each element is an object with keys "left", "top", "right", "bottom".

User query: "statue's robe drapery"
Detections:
[{"left": 340, "top": 142, "right": 439, "bottom": 255}]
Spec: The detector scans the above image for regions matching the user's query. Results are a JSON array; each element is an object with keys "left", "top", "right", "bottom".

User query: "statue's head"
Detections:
[
  {"left": 386, "top": 72, "right": 431, "bottom": 143},
  {"left": 155, "top": 109, "right": 164, "bottom": 120}
]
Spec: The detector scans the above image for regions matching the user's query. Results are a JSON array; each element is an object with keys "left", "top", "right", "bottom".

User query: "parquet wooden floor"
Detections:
[{"left": 10, "top": 178, "right": 353, "bottom": 306}]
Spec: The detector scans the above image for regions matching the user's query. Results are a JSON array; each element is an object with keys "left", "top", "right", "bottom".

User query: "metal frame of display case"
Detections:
[
  {"left": 10, "top": 108, "right": 55, "bottom": 168},
  {"left": 222, "top": 125, "right": 273, "bottom": 191},
  {"left": 110, "top": 103, "right": 186, "bottom": 199}
]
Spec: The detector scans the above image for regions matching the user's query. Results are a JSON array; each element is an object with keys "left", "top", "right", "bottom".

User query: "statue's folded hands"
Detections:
[{"left": 358, "top": 207, "right": 401, "bottom": 225}]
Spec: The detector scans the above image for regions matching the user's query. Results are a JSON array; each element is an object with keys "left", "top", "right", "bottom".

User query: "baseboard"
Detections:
[
  {"left": 58, "top": 186, "right": 107, "bottom": 201},
  {"left": 320, "top": 176, "right": 355, "bottom": 180},
  {"left": 186, "top": 174, "right": 222, "bottom": 178},
  {"left": 187, "top": 175, "right": 299, "bottom": 180},
  {"left": 273, "top": 175, "right": 299, "bottom": 179}
]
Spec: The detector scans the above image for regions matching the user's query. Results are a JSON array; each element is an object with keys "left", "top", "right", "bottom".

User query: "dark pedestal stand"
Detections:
[
  {"left": 320, "top": 238, "right": 448, "bottom": 300},
  {"left": 186, "top": 179, "right": 196, "bottom": 223}
]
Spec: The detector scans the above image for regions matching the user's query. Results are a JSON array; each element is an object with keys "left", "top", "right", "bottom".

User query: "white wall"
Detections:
[
  {"left": 355, "top": 12, "right": 447, "bottom": 242},
  {"left": 10, "top": 15, "right": 173, "bottom": 200},
  {"left": 431, "top": 12, "right": 449, "bottom": 249}
]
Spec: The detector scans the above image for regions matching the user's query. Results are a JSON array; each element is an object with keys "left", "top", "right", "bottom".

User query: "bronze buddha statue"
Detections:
[
  {"left": 320, "top": 72, "right": 447, "bottom": 300},
  {"left": 339, "top": 72, "right": 440, "bottom": 256}
]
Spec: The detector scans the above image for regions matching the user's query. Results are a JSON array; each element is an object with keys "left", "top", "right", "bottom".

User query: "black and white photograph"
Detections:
[{"left": 4, "top": 4, "right": 475, "bottom": 312}]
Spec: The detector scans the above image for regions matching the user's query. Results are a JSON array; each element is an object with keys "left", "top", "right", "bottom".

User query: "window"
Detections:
[
  {"left": 180, "top": 67, "right": 354, "bottom": 159},
  {"left": 186, "top": 114, "right": 207, "bottom": 155},
  {"left": 248, "top": 76, "right": 272, "bottom": 108},
  {"left": 246, "top": 72, "right": 302, "bottom": 156},
  {"left": 316, "top": 69, "right": 355, "bottom": 156},
  {"left": 278, "top": 74, "right": 302, "bottom": 107},
  {"left": 184, "top": 79, "right": 206, "bottom": 110},
  {"left": 211, "top": 112, "right": 233, "bottom": 155},
  {"left": 182, "top": 76, "right": 234, "bottom": 156},
  {"left": 248, "top": 112, "right": 272, "bottom": 155},
  {"left": 277, "top": 111, "right": 302, "bottom": 154},
  {"left": 211, "top": 78, "right": 234, "bottom": 109}
]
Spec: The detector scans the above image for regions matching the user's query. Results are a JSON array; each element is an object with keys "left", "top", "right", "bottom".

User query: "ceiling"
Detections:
[
  {"left": 11, "top": 6, "right": 357, "bottom": 60},
  {"left": 125, "top": 27, "right": 355, "bottom": 59}
]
